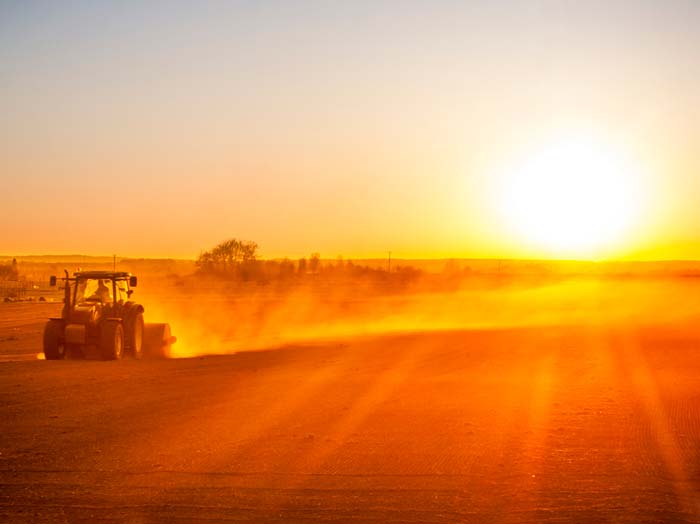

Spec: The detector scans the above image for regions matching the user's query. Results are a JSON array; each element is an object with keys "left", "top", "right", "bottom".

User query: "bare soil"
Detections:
[
  {"left": 1, "top": 296, "right": 700, "bottom": 522},
  {"left": 0, "top": 303, "right": 61, "bottom": 362}
]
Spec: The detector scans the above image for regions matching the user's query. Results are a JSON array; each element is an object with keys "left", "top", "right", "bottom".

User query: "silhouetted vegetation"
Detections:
[
  {"left": 196, "top": 239, "right": 259, "bottom": 277},
  {"left": 0, "top": 259, "right": 19, "bottom": 280},
  {"left": 194, "top": 238, "right": 424, "bottom": 292}
]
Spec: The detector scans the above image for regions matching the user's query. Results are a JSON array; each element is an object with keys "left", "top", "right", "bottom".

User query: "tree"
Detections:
[
  {"left": 309, "top": 253, "right": 320, "bottom": 274},
  {"left": 279, "top": 258, "right": 295, "bottom": 279},
  {"left": 196, "top": 238, "right": 259, "bottom": 275}
]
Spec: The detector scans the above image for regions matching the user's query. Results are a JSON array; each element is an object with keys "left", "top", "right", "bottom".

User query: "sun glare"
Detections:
[{"left": 498, "top": 138, "right": 646, "bottom": 258}]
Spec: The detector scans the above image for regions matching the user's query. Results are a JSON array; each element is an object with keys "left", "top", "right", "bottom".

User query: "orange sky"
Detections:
[{"left": 1, "top": 2, "right": 698, "bottom": 260}]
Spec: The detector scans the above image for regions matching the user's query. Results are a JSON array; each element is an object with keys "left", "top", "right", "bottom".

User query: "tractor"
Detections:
[{"left": 43, "top": 271, "right": 175, "bottom": 360}]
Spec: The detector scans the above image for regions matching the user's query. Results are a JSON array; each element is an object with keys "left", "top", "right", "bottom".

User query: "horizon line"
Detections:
[{"left": 2, "top": 254, "right": 700, "bottom": 264}]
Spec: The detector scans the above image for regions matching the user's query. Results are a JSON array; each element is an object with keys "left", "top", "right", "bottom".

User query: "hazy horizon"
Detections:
[{"left": 3, "top": 253, "right": 700, "bottom": 266}]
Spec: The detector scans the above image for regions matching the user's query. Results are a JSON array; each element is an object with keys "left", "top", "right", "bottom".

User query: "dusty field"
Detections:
[
  {"left": 1, "top": 282, "right": 700, "bottom": 522},
  {"left": 0, "top": 303, "right": 61, "bottom": 362}
]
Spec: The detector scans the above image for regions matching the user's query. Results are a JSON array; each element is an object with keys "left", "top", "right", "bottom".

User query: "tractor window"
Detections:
[
  {"left": 75, "top": 281, "right": 87, "bottom": 303},
  {"left": 80, "top": 279, "right": 113, "bottom": 303},
  {"left": 115, "top": 281, "right": 129, "bottom": 302}
]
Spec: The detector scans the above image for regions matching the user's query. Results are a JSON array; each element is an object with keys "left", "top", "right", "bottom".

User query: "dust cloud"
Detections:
[{"left": 135, "top": 276, "right": 700, "bottom": 359}]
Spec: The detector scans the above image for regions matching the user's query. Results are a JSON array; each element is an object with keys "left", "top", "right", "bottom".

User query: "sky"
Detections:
[{"left": 1, "top": 0, "right": 698, "bottom": 260}]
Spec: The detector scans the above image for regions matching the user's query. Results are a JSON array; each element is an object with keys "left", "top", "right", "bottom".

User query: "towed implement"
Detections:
[{"left": 43, "top": 271, "right": 176, "bottom": 360}]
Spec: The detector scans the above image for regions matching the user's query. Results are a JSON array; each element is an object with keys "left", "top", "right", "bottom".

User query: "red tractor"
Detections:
[{"left": 43, "top": 271, "right": 175, "bottom": 360}]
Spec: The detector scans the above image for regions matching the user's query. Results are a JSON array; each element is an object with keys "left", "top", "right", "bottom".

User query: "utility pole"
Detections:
[
  {"left": 387, "top": 251, "right": 391, "bottom": 273},
  {"left": 113, "top": 254, "right": 116, "bottom": 271}
]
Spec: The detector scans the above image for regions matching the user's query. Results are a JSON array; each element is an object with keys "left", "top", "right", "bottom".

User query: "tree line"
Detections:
[{"left": 195, "top": 238, "right": 421, "bottom": 288}]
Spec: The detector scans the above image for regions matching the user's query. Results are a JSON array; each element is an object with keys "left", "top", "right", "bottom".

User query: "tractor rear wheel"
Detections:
[
  {"left": 43, "top": 320, "right": 66, "bottom": 360},
  {"left": 125, "top": 312, "right": 144, "bottom": 359},
  {"left": 100, "top": 321, "right": 124, "bottom": 361}
]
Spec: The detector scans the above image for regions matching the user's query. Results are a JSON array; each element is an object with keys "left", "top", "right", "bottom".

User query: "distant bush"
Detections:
[{"left": 0, "top": 259, "right": 19, "bottom": 281}]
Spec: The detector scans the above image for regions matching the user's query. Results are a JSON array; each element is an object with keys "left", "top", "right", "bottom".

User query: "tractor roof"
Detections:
[{"left": 74, "top": 271, "right": 132, "bottom": 280}]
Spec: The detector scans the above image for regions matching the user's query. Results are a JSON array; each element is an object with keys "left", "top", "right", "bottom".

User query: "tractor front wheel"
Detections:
[
  {"left": 100, "top": 321, "right": 124, "bottom": 361},
  {"left": 43, "top": 320, "right": 66, "bottom": 360}
]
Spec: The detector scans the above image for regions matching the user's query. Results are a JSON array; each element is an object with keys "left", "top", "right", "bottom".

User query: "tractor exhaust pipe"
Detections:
[{"left": 62, "top": 270, "right": 71, "bottom": 320}]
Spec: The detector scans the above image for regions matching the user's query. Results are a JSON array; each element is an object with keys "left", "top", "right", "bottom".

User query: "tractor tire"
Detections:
[
  {"left": 125, "top": 312, "right": 144, "bottom": 359},
  {"left": 43, "top": 320, "right": 66, "bottom": 360},
  {"left": 143, "top": 323, "right": 173, "bottom": 359},
  {"left": 100, "top": 321, "right": 124, "bottom": 361}
]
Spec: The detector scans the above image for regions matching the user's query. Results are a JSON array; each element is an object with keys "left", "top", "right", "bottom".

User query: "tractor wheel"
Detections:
[
  {"left": 100, "top": 321, "right": 124, "bottom": 361},
  {"left": 143, "top": 323, "right": 174, "bottom": 359},
  {"left": 125, "top": 312, "right": 144, "bottom": 359},
  {"left": 43, "top": 320, "right": 66, "bottom": 360}
]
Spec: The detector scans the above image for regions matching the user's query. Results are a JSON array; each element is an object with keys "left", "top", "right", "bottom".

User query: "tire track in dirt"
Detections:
[
  {"left": 611, "top": 327, "right": 700, "bottom": 519},
  {"left": 0, "top": 303, "right": 62, "bottom": 361},
  {"left": 257, "top": 332, "right": 470, "bottom": 516},
  {"left": 263, "top": 328, "right": 563, "bottom": 520}
]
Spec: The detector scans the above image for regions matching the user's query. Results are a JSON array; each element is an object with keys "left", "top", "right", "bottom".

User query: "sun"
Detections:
[{"left": 498, "top": 138, "right": 646, "bottom": 258}]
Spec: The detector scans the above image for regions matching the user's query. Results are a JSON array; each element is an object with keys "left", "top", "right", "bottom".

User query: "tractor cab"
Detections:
[
  {"left": 59, "top": 272, "right": 137, "bottom": 328},
  {"left": 71, "top": 272, "right": 136, "bottom": 308},
  {"left": 51, "top": 271, "right": 137, "bottom": 310}
]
